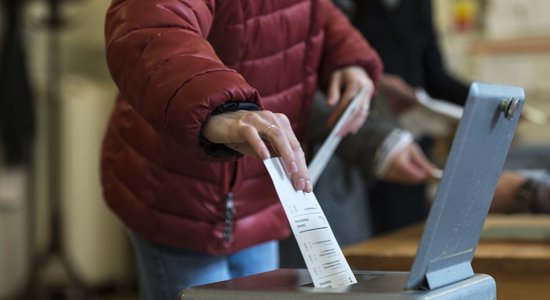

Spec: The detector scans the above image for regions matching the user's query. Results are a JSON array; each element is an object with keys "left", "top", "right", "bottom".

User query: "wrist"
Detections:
[
  {"left": 199, "top": 102, "right": 260, "bottom": 158},
  {"left": 374, "top": 129, "right": 413, "bottom": 179},
  {"left": 515, "top": 178, "right": 537, "bottom": 212},
  {"left": 527, "top": 178, "right": 550, "bottom": 214}
]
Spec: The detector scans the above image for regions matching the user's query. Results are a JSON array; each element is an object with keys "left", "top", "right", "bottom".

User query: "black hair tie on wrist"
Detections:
[{"left": 200, "top": 102, "right": 261, "bottom": 158}]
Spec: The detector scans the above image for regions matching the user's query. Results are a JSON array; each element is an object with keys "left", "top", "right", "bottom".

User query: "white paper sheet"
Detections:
[
  {"left": 264, "top": 157, "right": 357, "bottom": 288},
  {"left": 415, "top": 89, "right": 463, "bottom": 120},
  {"left": 308, "top": 85, "right": 370, "bottom": 186}
]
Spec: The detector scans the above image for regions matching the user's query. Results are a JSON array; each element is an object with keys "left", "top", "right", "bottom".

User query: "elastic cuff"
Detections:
[
  {"left": 532, "top": 179, "right": 550, "bottom": 213},
  {"left": 373, "top": 129, "right": 414, "bottom": 179}
]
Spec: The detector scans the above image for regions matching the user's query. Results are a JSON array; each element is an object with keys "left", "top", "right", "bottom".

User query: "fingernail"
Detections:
[
  {"left": 262, "top": 148, "right": 271, "bottom": 159},
  {"left": 296, "top": 178, "right": 305, "bottom": 190},
  {"left": 306, "top": 179, "right": 312, "bottom": 192}
]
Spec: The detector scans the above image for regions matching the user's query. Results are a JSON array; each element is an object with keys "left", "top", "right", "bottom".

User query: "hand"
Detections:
[
  {"left": 381, "top": 143, "right": 434, "bottom": 185},
  {"left": 491, "top": 171, "right": 527, "bottom": 213},
  {"left": 379, "top": 74, "right": 418, "bottom": 115},
  {"left": 201, "top": 109, "right": 312, "bottom": 192},
  {"left": 325, "top": 66, "right": 374, "bottom": 137}
]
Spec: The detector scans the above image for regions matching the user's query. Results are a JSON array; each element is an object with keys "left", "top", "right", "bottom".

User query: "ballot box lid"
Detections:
[
  {"left": 406, "top": 82, "right": 524, "bottom": 290},
  {"left": 180, "top": 269, "right": 497, "bottom": 300}
]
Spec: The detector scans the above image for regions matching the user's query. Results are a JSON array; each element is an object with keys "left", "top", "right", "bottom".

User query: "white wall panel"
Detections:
[{"left": 60, "top": 76, "right": 132, "bottom": 287}]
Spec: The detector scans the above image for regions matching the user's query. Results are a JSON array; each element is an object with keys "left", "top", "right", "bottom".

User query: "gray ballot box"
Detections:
[{"left": 179, "top": 82, "right": 524, "bottom": 300}]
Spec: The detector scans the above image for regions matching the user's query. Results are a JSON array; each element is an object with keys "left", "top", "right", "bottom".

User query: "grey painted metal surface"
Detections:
[
  {"left": 407, "top": 82, "right": 524, "bottom": 290},
  {"left": 179, "top": 269, "right": 496, "bottom": 300}
]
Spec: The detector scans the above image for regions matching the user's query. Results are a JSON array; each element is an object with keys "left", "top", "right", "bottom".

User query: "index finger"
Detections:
[{"left": 259, "top": 113, "right": 311, "bottom": 192}]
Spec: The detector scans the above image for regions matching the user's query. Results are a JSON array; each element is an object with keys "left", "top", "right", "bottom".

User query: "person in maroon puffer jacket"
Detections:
[{"left": 102, "top": 0, "right": 382, "bottom": 298}]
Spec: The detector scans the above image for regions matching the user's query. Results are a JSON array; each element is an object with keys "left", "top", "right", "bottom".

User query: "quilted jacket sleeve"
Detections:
[
  {"left": 104, "top": 0, "right": 259, "bottom": 157},
  {"left": 319, "top": 1, "right": 383, "bottom": 90}
]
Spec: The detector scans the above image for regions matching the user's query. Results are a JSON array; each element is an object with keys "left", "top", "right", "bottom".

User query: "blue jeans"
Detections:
[{"left": 127, "top": 230, "right": 279, "bottom": 300}]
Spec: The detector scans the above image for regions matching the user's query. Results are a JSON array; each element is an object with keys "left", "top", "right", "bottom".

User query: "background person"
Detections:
[
  {"left": 352, "top": 0, "right": 470, "bottom": 234},
  {"left": 280, "top": 0, "right": 550, "bottom": 268}
]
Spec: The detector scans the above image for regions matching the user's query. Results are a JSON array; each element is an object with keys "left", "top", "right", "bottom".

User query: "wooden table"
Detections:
[{"left": 343, "top": 215, "right": 550, "bottom": 300}]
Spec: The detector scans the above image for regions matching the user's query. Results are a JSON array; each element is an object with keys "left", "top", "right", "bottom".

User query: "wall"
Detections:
[
  {"left": 23, "top": 0, "right": 132, "bottom": 292},
  {"left": 434, "top": 0, "right": 550, "bottom": 144}
]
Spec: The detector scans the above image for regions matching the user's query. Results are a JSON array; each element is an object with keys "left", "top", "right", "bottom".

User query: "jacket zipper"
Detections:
[
  {"left": 224, "top": 192, "right": 234, "bottom": 242},
  {"left": 223, "top": 161, "right": 237, "bottom": 243}
]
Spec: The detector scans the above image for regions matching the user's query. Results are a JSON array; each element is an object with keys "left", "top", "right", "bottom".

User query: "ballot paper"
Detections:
[
  {"left": 522, "top": 104, "right": 550, "bottom": 125},
  {"left": 308, "top": 85, "right": 370, "bottom": 186},
  {"left": 431, "top": 168, "right": 443, "bottom": 180},
  {"left": 415, "top": 89, "right": 463, "bottom": 120},
  {"left": 264, "top": 157, "right": 357, "bottom": 288}
]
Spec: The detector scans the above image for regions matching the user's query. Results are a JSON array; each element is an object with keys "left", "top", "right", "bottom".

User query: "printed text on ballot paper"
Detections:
[{"left": 264, "top": 157, "right": 357, "bottom": 288}]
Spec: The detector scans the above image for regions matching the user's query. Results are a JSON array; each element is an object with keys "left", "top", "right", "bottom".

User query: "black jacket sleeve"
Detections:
[{"left": 420, "top": 0, "right": 470, "bottom": 105}]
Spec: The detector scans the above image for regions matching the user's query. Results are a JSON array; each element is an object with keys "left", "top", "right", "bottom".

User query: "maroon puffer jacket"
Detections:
[{"left": 102, "top": 0, "right": 382, "bottom": 254}]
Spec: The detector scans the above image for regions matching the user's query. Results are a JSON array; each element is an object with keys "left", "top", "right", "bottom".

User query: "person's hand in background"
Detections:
[
  {"left": 381, "top": 142, "right": 435, "bottom": 185},
  {"left": 325, "top": 66, "right": 374, "bottom": 136},
  {"left": 491, "top": 171, "right": 550, "bottom": 214},
  {"left": 378, "top": 74, "right": 418, "bottom": 116}
]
